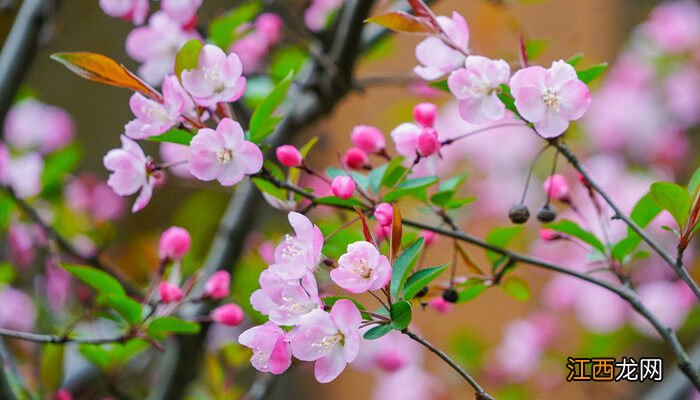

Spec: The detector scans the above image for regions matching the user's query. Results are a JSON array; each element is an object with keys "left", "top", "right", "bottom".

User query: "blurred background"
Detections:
[{"left": 1, "top": 0, "right": 698, "bottom": 399}]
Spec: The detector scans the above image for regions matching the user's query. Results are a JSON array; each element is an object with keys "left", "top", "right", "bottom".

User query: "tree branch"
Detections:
[{"left": 0, "top": 327, "right": 130, "bottom": 345}]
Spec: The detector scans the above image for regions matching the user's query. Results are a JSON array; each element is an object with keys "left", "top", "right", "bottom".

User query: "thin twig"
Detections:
[{"left": 0, "top": 328, "right": 130, "bottom": 345}]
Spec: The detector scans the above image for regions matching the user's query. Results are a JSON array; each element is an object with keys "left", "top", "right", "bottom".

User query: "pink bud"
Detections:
[
  {"left": 255, "top": 13, "right": 283, "bottom": 44},
  {"left": 413, "top": 102, "right": 438, "bottom": 127},
  {"left": 331, "top": 176, "right": 356, "bottom": 199},
  {"left": 539, "top": 228, "right": 562, "bottom": 241},
  {"left": 374, "top": 203, "right": 393, "bottom": 226},
  {"left": 428, "top": 297, "right": 453, "bottom": 314},
  {"left": 159, "top": 226, "right": 191, "bottom": 261},
  {"left": 276, "top": 145, "right": 303, "bottom": 167},
  {"left": 344, "top": 147, "right": 368, "bottom": 170},
  {"left": 350, "top": 125, "right": 385, "bottom": 153},
  {"left": 55, "top": 389, "right": 73, "bottom": 400},
  {"left": 420, "top": 230, "right": 437, "bottom": 246},
  {"left": 159, "top": 282, "right": 183, "bottom": 303},
  {"left": 375, "top": 351, "right": 406, "bottom": 372},
  {"left": 374, "top": 224, "right": 391, "bottom": 241},
  {"left": 417, "top": 128, "right": 440, "bottom": 157},
  {"left": 543, "top": 174, "right": 570, "bottom": 201},
  {"left": 211, "top": 303, "right": 244, "bottom": 326},
  {"left": 203, "top": 271, "right": 231, "bottom": 299}
]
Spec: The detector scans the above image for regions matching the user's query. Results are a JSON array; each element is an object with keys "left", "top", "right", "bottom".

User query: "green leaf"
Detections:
[
  {"left": 79, "top": 344, "right": 111, "bottom": 369},
  {"left": 363, "top": 324, "right": 392, "bottom": 340},
  {"left": 545, "top": 219, "right": 605, "bottom": 253},
  {"left": 208, "top": 2, "right": 262, "bottom": 48},
  {"left": 147, "top": 128, "right": 193, "bottom": 145},
  {"left": 381, "top": 157, "right": 407, "bottom": 188},
  {"left": 525, "top": 39, "right": 548, "bottom": 61},
  {"left": 688, "top": 168, "right": 700, "bottom": 199},
  {"left": 650, "top": 182, "right": 691, "bottom": 228},
  {"left": 288, "top": 136, "right": 319, "bottom": 185},
  {"left": 147, "top": 316, "right": 200, "bottom": 340},
  {"left": 384, "top": 176, "right": 439, "bottom": 202},
  {"left": 501, "top": 276, "right": 530, "bottom": 301},
  {"left": 174, "top": 39, "right": 203, "bottom": 79},
  {"left": 365, "top": 11, "right": 436, "bottom": 34},
  {"left": 270, "top": 46, "right": 307, "bottom": 82},
  {"left": 102, "top": 294, "right": 143, "bottom": 325},
  {"left": 368, "top": 163, "right": 389, "bottom": 194},
  {"left": 439, "top": 173, "right": 469, "bottom": 192},
  {"left": 249, "top": 71, "right": 294, "bottom": 143},
  {"left": 497, "top": 84, "right": 518, "bottom": 115},
  {"left": 251, "top": 177, "right": 286, "bottom": 200},
  {"left": 457, "top": 281, "right": 487, "bottom": 303},
  {"left": 41, "top": 345, "right": 64, "bottom": 391},
  {"left": 390, "top": 238, "right": 425, "bottom": 299},
  {"left": 444, "top": 196, "right": 477, "bottom": 209},
  {"left": 42, "top": 144, "right": 81, "bottom": 193},
  {"left": 430, "top": 190, "right": 454, "bottom": 207},
  {"left": 397, "top": 176, "right": 439, "bottom": 190},
  {"left": 566, "top": 53, "right": 585, "bottom": 68},
  {"left": 315, "top": 196, "right": 364, "bottom": 208},
  {"left": 402, "top": 264, "right": 448, "bottom": 300},
  {"left": 612, "top": 193, "right": 663, "bottom": 261},
  {"left": 390, "top": 300, "right": 412, "bottom": 331},
  {"left": 485, "top": 227, "right": 523, "bottom": 262},
  {"left": 63, "top": 264, "right": 125, "bottom": 296},
  {"left": 428, "top": 79, "right": 449, "bottom": 92},
  {"left": 577, "top": 63, "right": 608, "bottom": 84}
]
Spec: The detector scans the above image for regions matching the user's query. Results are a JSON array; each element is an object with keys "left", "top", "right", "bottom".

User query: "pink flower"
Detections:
[
  {"left": 188, "top": 118, "right": 263, "bottom": 186},
  {"left": 276, "top": 145, "right": 303, "bottom": 167},
  {"left": 413, "top": 103, "right": 438, "bottom": 128},
  {"left": 159, "top": 226, "right": 191, "bottom": 260},
  {"left": 45, "top": 264, "right": 71, "bottom": 312},
  {"left": 161, "top": 0, "right": 202, "bottom": 26},
  {"left": 448, "top": 56, "right": 510, "bottom": 124},
  {"left": 99, "top": 0, "right": 149, "bottom": 25},
  {"left": 543, "top": 174, "right": 570, "bottom": 201},
  {"left": 343, "top": 147, "right": 368, "bottom": 170},
  {"left": 630, "top": 280, "right": 692, "bottom": 338},
  {"left": 414, "top": 12, "right": 470, "bottom": 80},
  {"left": 666, "top": 66, "right": 700, "bottom": 127},
  {"left": 181, "top": 45, "right": 246, "bottom": 107},
  {"left": 420, "top": 230, "right": 437, "bottom": 246},
  {"left": 4, "top": 99, "right": 74, "bottom": 153},
  {"left": 160, "top": 142, "right": 192, "bottom": 178},
  {"left": 250, "top": 270, "right": 322, "bottom": 325},
  {"left": 373, "top": 203, "right": 393, "bottom": 226},
  {"left": 255, "top": 13, "right": 283, "bottom": 45},
  {"left": 126, "top": 12, "right": 199, "bottom": 85},
  {"left": 330, "top": 241, "right": 391, "bottom": 294},
  {"left": 125, "top": 75, "right": 194, "bottom": 139},
  {"left": 103, "top": 136, "right": 157, "bottom": 213},
  {"left": 416, "top": 128, "right": 440, "bottom": 157},
  {"left": 351, "top": 125, "right": 385, "bottom": 153},
  {"left": 159, "top": 282, "right": 183, "bottom": 303},
  {"left": 267, "top": 212, "right": 324, "bottom": 280},
  {"left": 510, "top": 60, "right": 591, "bottom": 138},
  {"left": 0, "top": 286, "right": 36, "bottom": 331},
  {"left": 428, "top": 297, "right": 453, "bottom": 314},
  {"left": 539, "top": 228, "right": 561, "bottom": 241},
  {"left": 8, "top": 222, "right": 37, "bottom": 267},
  {"left": 230, "top": 34, "right": 269, "bottom": 74},
  {"left": 290, "top": 299, "right": 362, "bottom": 383},
  {"left": 390, "top": 122, "right": 439, "bottom": 177},
  {"left": 2, "top": 151, "right": 43, "bottom": 199},
  {"left": 371, "top": 366, "right": 443, "bottom": 400},
  {"left": 643, "top": 0, "right": 700, "bottom": 54},
  {"left": 494, "top": 314, "right": 556, "bottom": 382},
  {"left": 66, "top": 174, "right": 126, "bottom": 222},
  {"left": 238, "top": 321, "right": 292, "bottom": 374},
  {"left": 331, "top": 176, "right": 356, "bottom": 200},
  {"left": 304, "top": 0, "right": 343, "bottom": 32},
  {"left": 355, "top": 329, "right": 422, "bottom": 373},
  {"left": 203, "top": 271, "right": 230, "bottom": 299},
  {"left": 211, "top": 303, "right": 244, "bottom": 326},
  {"left": 54, "top": 389, "right": 73, "bottom": 400}
]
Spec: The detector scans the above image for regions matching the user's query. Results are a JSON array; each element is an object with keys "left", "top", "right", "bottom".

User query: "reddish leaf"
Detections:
[
  {"left": 354, "top": 207, "right": 375, "bottom": 244},
  {"left": 518, "top": 33, "right": 529, "bottom": 68},
  {"left": 51, "top": 52, "right": 160, "bottom": 100},
  {"left": 365, "top": 11, "right": 436, "bottom": 34},
  {"left": 408, "top": 0, "right": 440, "bottom": 29},
  {"left": 391, "top": 204, "right": 403, "bottom": 262}
]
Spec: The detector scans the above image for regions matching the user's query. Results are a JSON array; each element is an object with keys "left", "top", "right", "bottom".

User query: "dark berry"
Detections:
[
  {"left": 415, "top": 286, "right": 429, "bottom": 298},
  {"left": 508, "top": 204, "right": 530, "bottom": 224},
  {"left": 537, "top": 204, "right": 557, "bottom": 223},
  {"left": 442, "top": 288, "right": 458, "bottom": 303}
]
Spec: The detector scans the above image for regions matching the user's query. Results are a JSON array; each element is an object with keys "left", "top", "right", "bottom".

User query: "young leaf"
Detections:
[
  {"left": 545, "top": 219, "right": 605, "bottom": 253},
  {"left": 566, "top": 53, "right": 585, "bottom": 68},
  {"left": 428, "top": 79, "right": 449, "bottom": 92},
  {"left": 51, "top": 52, "right": 158, "bottom": 99},
  {"left": 485, "top": 226, "right": 524, "bottom": 262},
  {"left": 63, "top": 264, "right": 125, "bottom": 296},
  {"left": 384, "top": 176, "right": 439, "bottom": 202},
  {"left": 612, "top": 192, "right": 663, "bottom": 261},
  {"left": 577, "top": 63, "right": 608, "bottom": 84},
  {"left": 688, "top": 168, "right": 700, "bottom": 199},
  {"left": 288, "top": 136, "right": 319, "bottom": 185},
  {"left": 650, "top": 182, "right": 691, "bottom": 228},
  {"left": 363, "top": 324, "right": 392, "bottom": 340},
  {"left": 457, "top": 281, "right": 487, "bottom": 303},
  {"left": 390, "top": 300, "right": 412, "bottom": 331},
  {"left": 41, "top": 345, "right": 65, "bottom": 391},
  {"left": 439, "top": 173, "right": 469, "bottom": 192},
  {"left": 365, "top": 11, "right": 435, "bottom": 34},
  {"left": 147, "top": 129, "right": 193, "bottom": 145},
  {"left": 102, "top": 294, "right": 143, "bottom": 325},
  {"left": 390, "top": 238, "right": 425, "bottom": 299},
  {"left": 497, "top": 84, "right": 518, "bottom": 115},
  {"left": 381, "top": 157, "right": 407, "bottom": 187},
  {"left": 315, "top": 196, "right": 365, "bottom": 208},
  {"left": 408, "top": 0, "right": 440, "bottom": 26},
  {"left": 501, "top": 276, "right": 530, "bottom": 301},
  {"left": 41, "top": 144, "right": 81, "bottom": 194},
  {"left": 525, "top": 39, "right": 548, "bottom": 61},
  {"left": 249, "top": 71, "right": 294, "bottom": 143},
  {"left": 391, "top": 204, "right": 403, "bottom": 262},
  {"left": 208, "top": 2, "right": 262, "bottom": 48},
  {"left": 368, "top": 163, "right": 389, "bottom": 194},
  {"left": 252, "top": 178, "right": 287, "bottom": 200},
  {"left": 79, "top": 344, "right": 111, "bottom": 369},
  {"left": 354, "top": 207, "right": 374, "bottom": 244},
  {"left": 402, "top": 264, "right": 448, "bottom": 300},
  {"left": 174, "top": 39, "right": 203, "bottom": 79},
  {"left": 147, "top": 316, "right": 200, "bottom": 340}
]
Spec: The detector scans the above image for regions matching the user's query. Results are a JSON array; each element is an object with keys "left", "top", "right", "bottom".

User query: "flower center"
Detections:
[
  {"left": 465, "top": 80, "right": 499, "bottom": 98},
  {"left": 203, "top": 66, "right": 226, "bottom": 92},
  {"left": 541, "top": 88, "right": 561, "bottom": 111},
  {"left": 313, "top": 332, "right": 344, "bottom": 349},
  {"left": 217, "top": 149, "right": 234, "bottom": 164},
  {"left": 352, "top": 258, "right": 372, "bottom": 279},
  {"left": 281, "top": 235, "right": 304, "bottom": 260},
  {"left": 142, "top": 103, "right": 169, "bottom": 122},
  {"left": 281, "top": 296, "right": 316, "bottom": 314}
]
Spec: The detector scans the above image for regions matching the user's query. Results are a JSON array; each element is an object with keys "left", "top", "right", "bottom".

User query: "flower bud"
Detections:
[
  {"left": 331, "top": 176, "right": 356, "bottom": 199},
  {"left": 374, "top": 224, "right": 391, "bottom": 241},
  {"left": 413, "top": 102, "right": 438, "bottom": 128},
  {"left": 159, "top": 282, "right": 183, "bottom": 303},
  {"left": 508, "top": 204, "right": 530, "bottom": 224},
  {"left": 543, "top": 174, "right": 570, "bottom": 201},
  {"left": 159, "top": 226, "right": 191, "bottom": 261},
  {"left": 374, "top": 202, "right": 393, "bottom": 226},
  {"left": 351, "top": 125, "right": 385, "bottom": 153},
  {"left": 255, "top": 12, "right": 283, "bottom": 44},
  {"left": 417, "top": 128, "right": 440, "bottom": 157},
  {"left": 536, "top": 204, "right": 557, "bottom": 223},
  {"left": 539, "top": 228, "right": 562, "bottom": 241},
  {"left": 344, "top": 147, "right": 368, "bottom": 170},
  {"left": 428, "top": 297, "right": 453, "bottom": 314},
  {"left": 203, "top": 271, "right": 231, "bottom": 299},
  {"left": 55, "top": 389, "right": 73, "bottom": 400},
  {"left": 276, "top": 145, "right": 303, "bottom": 167},
  {"left": 211, "top": 303, "right": 244, "bottom": 327},
  {"left": 420, "top": 230, "right": 437, "bottom": 246},
  {"left": 441, "top": 288, "right": 459, "bottom": 303}
]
